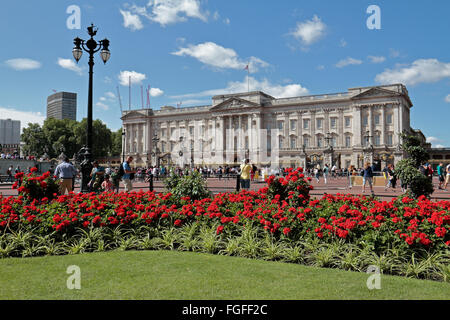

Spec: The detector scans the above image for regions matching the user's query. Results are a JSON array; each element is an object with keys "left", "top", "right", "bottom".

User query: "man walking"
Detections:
[
  {"left": 240, "top": 159, "right": 252, "bottom": 191},
  {"left": 54, "top": 156, "right": 78, "bottom": 195},
  {"left": 122, "top": 156, "right": 136, "bottom": 193},
  {"left": 362, "top": 162, "right": 374, "bottom": 195},
  {"left": 444, "top": 163, "right": 450, "bottom": 191},
  {"left": 437, "top": 163, "right": 444, "bottom": 190}
]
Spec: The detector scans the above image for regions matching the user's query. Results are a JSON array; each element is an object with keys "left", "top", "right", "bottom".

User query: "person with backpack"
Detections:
[
  {"left": 121, "top": 156, "right": 136, "bottom": 192},
  {"left": 110, "top": 167, "right": 121, "bottom": 193},
  {"left": 362, "top": 162, "right": 374, "bottom": 195}
]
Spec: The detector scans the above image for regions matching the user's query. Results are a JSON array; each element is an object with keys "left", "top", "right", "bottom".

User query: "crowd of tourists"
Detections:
[{"left": 3, "top": 155, "right": 450, "bottom": 196}]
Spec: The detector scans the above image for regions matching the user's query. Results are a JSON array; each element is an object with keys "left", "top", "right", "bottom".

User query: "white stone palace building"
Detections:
[{"left": 121, "top": 83, "right": 419, "bottom": 170}]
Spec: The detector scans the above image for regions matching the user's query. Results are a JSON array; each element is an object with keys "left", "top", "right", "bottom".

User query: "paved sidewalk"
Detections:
[{"left": 1, "top": 176, "right": 449, "bottom": 200}]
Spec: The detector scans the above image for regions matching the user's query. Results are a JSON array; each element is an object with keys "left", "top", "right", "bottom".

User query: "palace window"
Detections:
[
  {"left": 331, "top": 136, "right": 337, "bottom": 147},
  {"left": 363, "top": 116, "right": 368, "bottom": 126},
  {"left": 267, "top": 136, "right": 272, "bottom": 151},
  {"left": 290, "top": 119, "right": 297, "bottom": 131},
  {"left": 161, "top": 142, "right": 166, "bottom": 153},
  {"left": 290, "top": 136, "right": 296, "bottom": 149},
  {"left": 374, "top": 134, "right": 381, "bottom": 146},
  {"left": 345, "top": 117, "right": 351, "bottom": 127},
  {"left": 303, "top": 119, "right": 310, "bottom": 129},
  {"left": 303, "top": 136, "right": 310, "bottom": 148},
  {"left": 387, "top": 134, "right": 393, "bottom": 146},
  {"left": 278, "top": 121, "right": 284, "bottom": 130},
  {"left": 316, "top": 118, "right": 323, "bottom": 129},
  {"left": 374, "top": 114, "right": 380, "bottom": 125},
  {"left": 386, "top": 114, "right": 393, "bottom": 124},
  {"left": 345, "top": 136, "right": 351, "bottom": 148},
  {"left": 279, "top": 136, "right": 284, "bottom": 148},
  {"left": 330, "top": 117, "right": 337, "bottom": 129},
  {"left": 189, "top": 126, "right": 194, "bottom": 136},
  {"left": 317, "top": 136, "right": 323, "bottom": 148}
]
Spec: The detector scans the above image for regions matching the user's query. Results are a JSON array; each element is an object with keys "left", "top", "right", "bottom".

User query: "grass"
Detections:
[{"left": 0, "top": 250, "right": 448, "bottom": 300}]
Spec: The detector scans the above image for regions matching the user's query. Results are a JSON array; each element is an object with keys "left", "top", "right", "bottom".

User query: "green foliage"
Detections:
[
  {"left": 21, "top": 118, "right": 116, "bottom": 159},
  {"left": 395, "top": 133, "right": 434, "bottom": 198},
  {"left": 164, "top": 171, "right": 212, "bottom": 201}
]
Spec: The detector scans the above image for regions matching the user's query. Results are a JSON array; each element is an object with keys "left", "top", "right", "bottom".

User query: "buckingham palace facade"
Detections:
[{"left": 121, "top": 83, "right": 418, "bottom": 170}]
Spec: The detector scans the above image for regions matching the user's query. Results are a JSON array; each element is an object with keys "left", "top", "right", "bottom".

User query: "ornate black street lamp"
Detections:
[
  {"left": 122, "top": 128, "right": 126, "bottom": 163},
  {"left": 72, "top": 24, "right": 111, "bottom": 192}
]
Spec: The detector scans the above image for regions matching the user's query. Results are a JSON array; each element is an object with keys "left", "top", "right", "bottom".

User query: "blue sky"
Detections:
[{"left": 1, "top": 0, "right": 449, "bottom": 147}]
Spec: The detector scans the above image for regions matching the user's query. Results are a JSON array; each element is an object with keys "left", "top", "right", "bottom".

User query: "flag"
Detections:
[{"left": 244, "top": 64, "right": 249, "bottom": 71}]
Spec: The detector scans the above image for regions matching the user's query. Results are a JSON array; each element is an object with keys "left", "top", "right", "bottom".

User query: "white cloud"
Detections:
[
  {"left": 5, "top": 58, "right": 41, "bottom": 71},
  {"left": 445, "top": 94, "right": 450, "bottom": 103},
  {"left": 213, "top": 11, "right": 220, "bottom": 21},
  {"left": 127, "top": 0, "right": 207, "bottom": 27},
  {"left": 375, "top": 59, "right": 450, "bottom": 86},
  {"left": 291, "top": 15, "right": 326, "bottom": 46},
  {"left": 118, "top": 70, "right": 147, "bottom": 86},
  {"left": 170, "top": 76, "right": 309, "bottom": 100},
  {"left": 427, "top": 136, "right": 447, "bottom": 148},
  {"left": 172, "top": 41, "right": 269, "bottom": 72},
  {"left": 368, "top": 55, "right": 386, "bottom": 63},
  {"left": 340, "top": 39, "right": 347, "bottom": 47},
  {"left": 317, "top": 65, "right": 325, "bottom": 70},
  {"left": 223, "top": 18, "right": 230, "bottom": 25},
  {"left": 0, "top": 106, "right": 45, "bottom": 130},
  {"left": 335, "top": 57, "right": 363, "bottom": 68},
  {"left": 105, "top": 92, "right": 116, "bottom": 100},
  {"left": 57, "top": 58, "right": 83, "bottom": 75},
  {"left": 95, "top": 102, "right": 109, "bottom": 111},
  {"left": 150, "top": 87, "right": 164, "bottom": 97},
  {"left": 120, "top": 9, "right": 144, "bottom": 31},
  {"left": 427, "top": 136, "right": 441, "bottom": 144}
]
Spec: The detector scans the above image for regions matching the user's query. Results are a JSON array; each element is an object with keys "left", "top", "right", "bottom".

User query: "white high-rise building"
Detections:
[{"left": 0, "top": 119, "right": 21, "bottom": 154}]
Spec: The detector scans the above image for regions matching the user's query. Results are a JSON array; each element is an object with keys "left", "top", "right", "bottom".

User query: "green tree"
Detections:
[
  {"left": 73, "top": 118, "right": 113, "bottom": 158},
  {"left": 395, "top": 132, "right": 434, "bottom": 198},
  {"left": 21, "top": 123, "right": 46, "bottom": 157},
  {"left": 111, "top": 128, "right": 123, "bottom": 156},
  {"left": 42, "top": 118, "right": 79, "bottom": 159}
]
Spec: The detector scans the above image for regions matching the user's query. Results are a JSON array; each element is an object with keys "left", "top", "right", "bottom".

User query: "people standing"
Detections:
[
  {"left": 54, "top": 156, "right": 78, "bottom": 195},
  {"left": 362, "top": 162, "right": 374, "bottom": 195},
  {"left": 323, "top": 164, "right": 329, "bottom": 184},
  {"left": 387, "top": 164, "right": 397, "bottom": 189},
  {"left": 240, "top": 159, "right": 252, "bottom": 191},
  {"left": 6, "top": 165, "right": 13, "bottom": 182},
  {"left": 122, "top": 156, "right": 136, "bottom": 192},
  {"left": 347, "top": 165, "right": 354, "bottom": 189},
  {"left": 444, "top": 163, "right": 450, "bottom": 190},
  {"left": 89, "top": 161, "right": 105, "bottom": 192},
  {"left": 437, "top": 163, "right": 444, "bottom": 190},
  {"left": 314, "top": 165, "right": 320, "bottom": 183},
  {"left": 101, "top": 175, "right": 114, "bottom": 193},
  {"left": 111, "top": 167, "right": 121, "bottom": 193}
]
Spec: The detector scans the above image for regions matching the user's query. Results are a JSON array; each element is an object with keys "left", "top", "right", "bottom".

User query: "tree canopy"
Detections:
[{"left": 21, "top": 118, "right": 122, "bottom": 160}]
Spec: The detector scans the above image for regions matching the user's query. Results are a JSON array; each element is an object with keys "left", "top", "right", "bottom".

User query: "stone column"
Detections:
[
  {"left": 393, "top": 104, "right": 400, "bottom": 145},
  {"left": 368, "top": 105, "right": 373, "bottom": 146},
  {"left": 381, "top": 106, "right": 386, "bottom": 146},
  {"left": 352, "top": 106, "right": 362, "bottom": 147},
  {"left": 338, "top": 109, "right": 344, "bottom": 147}
]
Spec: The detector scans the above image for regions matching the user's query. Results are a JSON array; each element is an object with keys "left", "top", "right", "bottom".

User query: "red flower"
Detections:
[
  {"left": 283, "top": 227, "right": 291, "bottom": 235},
  {"left": 435, "top": 227, "right": 447, "bottom": 238},
  {"left": 174, "top": 219, "right": 182, "bottom": 226},
  {"left": 216, "top": 225, "right": 224, "bottom": 234}
]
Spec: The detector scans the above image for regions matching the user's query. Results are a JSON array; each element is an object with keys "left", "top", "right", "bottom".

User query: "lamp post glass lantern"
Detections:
[{"left": 72, "top": 24, "right": 111, "bottom": 192}]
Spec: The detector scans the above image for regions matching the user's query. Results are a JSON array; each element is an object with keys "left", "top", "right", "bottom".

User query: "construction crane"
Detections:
[
  {"left": 141, "top": 85, "right": 144, "bottom": 109},
  {"left": 116, "top": 86, "right": 123, "bottom": 114}
]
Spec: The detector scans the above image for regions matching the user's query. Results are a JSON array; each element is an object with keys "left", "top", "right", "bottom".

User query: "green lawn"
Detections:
[{"left": 0, "top": 250, "right": 448, "bottom": 300}]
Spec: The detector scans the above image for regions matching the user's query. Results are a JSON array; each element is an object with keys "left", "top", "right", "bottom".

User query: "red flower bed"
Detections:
[{"left": 1, "top": 168, "right": 449, "bottom": 253}]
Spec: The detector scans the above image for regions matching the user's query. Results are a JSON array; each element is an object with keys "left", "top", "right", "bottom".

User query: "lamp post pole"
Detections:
[{"left": 72, "top": 24, "right": 110, "bottom": 193}]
